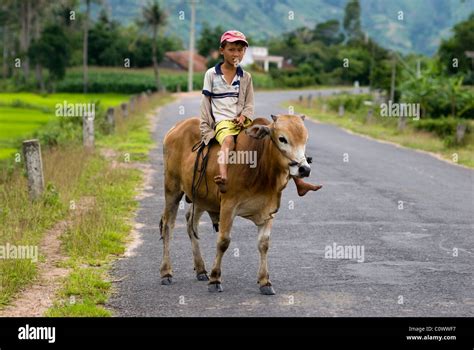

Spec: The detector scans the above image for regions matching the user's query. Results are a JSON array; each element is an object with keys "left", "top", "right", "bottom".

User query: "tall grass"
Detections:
[
  {"left": 288, "top": 96, "right": 474, "bottom": 168},
  {"left": 0, "top": 93, "right": 172, "bottom": 313}
]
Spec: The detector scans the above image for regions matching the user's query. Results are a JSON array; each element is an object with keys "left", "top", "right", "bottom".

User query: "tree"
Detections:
[
  {"left": 197, "top": 22, "right": 224, "bottom": 58},
  {"left": 343, "top": 0, "right": 363, "bottom": 43},
  {"left": 28, "top": 24, "right": 70, "bottom": 88},
  {"left": 82, "top": 0, "right": 101, "bottom": 93},
  {"left": 19, "top": 0, "right": 32, "bottom": 81},
  {"left": 30, "top": 0, "right": 51, "bottom": 92},
  {"left": 142, "top": 0, "right": 167, "bottom": 91},
  {"left": 0, "top": 1, "right": 13, "bottom": 79},
  {"left": 313, "top": 20, "right": 344, "bottom": 46},
  {"left": 438, "top": 12, "right": 474, "bottom": 84},
  {"left": 83, "top": 0, "right": 91, "bottom": 93},
  {"left": 88, "top": 10, "right": 124, "bottom": 66}
]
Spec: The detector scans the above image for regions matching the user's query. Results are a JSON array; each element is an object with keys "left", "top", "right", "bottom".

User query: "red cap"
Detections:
[{"left": 220, "top": 30, "right": 248, "bottom": 46}]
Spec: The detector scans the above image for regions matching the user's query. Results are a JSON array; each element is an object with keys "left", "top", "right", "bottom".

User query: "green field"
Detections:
[{"left": 0, "top": 93, "right": 129, "bottom": 160}]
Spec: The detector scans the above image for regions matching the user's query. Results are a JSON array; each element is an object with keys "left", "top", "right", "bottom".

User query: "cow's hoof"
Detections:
[
  {"left": 161, "top": 276, "right": 173, "bottom": 285},
  {"left": 197, "top": 273, "right": 209, "bottom": 281},
  {"left": 260, "top": 285, "right": 276, "bottom": 295},
  {"left": 208, "top": 283, "right": 223, "bottom": 293}
]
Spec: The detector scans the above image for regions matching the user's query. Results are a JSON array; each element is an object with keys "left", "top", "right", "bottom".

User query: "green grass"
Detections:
[
  {"left": 54, "top": 66, "right": 281, "bottom": 93},
  {"left": 0, "top": 92, "right": 129, "bottom": 111},
  {"left": 45, "top": 268, "right": 111, "bottom": 317},
  {"left": 0, "top": 106, "right": 53, "bottom": 159},
  {"left": 45, "top": 94, "right": 174, "bottom": 317},
  {"left": 0, "top": 93, "right": 173, "bottom": 316},
  {"left": 0, "top": 92, "right": 130, "bottom": 161},
  {"left": 0, "top": 147, "right": 87, "bottom": 307},
  {"left": 286, "top": 99, "right": 474, "bottom": 168}
]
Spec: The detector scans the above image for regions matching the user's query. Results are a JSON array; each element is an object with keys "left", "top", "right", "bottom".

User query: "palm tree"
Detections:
[
  {"left": 83, "top": 0, "right": 91, "bottom": 93},
  {"left": 0, "top": 2, "right": 11, "bottom": 79},
  {"left": 142, "top": 0, "right": 166, "bottom": 91}
]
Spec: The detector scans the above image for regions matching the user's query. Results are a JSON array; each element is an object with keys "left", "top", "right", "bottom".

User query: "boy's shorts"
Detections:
[{"left": 214, "top": 117, "right": 253, "bottom": 145}]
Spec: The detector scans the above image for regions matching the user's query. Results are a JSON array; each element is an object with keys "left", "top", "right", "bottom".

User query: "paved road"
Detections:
[{"left": 108, "top": 89, "right": 473, "bottom": 317}]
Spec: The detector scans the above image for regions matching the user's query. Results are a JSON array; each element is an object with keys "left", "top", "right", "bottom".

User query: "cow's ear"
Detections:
[
  {"left": 246, "top": 125, "right": 271, "bottom": 139},
  {"left": 300, "top": 114, "right": 306, "bottom": 121},
  {"left": 271, "top": 114, "right": 278, "bottom": 122}
]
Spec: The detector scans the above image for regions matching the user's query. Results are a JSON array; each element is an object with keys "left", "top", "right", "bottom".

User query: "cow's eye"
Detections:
[{"left": 278, "top": 136, "right": 288, "bottom": 144}]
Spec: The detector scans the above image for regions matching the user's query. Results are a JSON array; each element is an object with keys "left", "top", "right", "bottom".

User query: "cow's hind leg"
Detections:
[
  {"left": 257, "top": 219, "right": 276, "bottom": 295},
  {"left": 185, "top": 204, "right": 208, "bottom": 281},
  {"left": 159, "top": 182, "right": 183, "bottom": 285}
]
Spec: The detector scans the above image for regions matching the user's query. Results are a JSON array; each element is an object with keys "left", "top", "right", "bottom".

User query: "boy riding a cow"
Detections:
[
  {"left": 200, "top": 30, "right": 322, "bottom": 195},
  {"left": 159, "top": 30, "right": 322, "bottom": 295}
]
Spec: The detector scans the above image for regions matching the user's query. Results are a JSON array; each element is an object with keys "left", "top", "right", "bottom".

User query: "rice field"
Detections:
[{"left": 0, "top": 93, "right": 129, "bottom": 160}]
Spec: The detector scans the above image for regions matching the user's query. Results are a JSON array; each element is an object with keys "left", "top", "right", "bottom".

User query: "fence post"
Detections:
[
  {"left": 307, "top": 94, "right": 313, "bottom": 108},
  {"left": 338, "top": 104, "right": 345, "bottom": 117},
  {"left": 22, "top": 139, "right": 45, "bottom": 200},
  {"left": 106, "top": 107, "right": 115, "bottom": 130},
  {"left": 456, "top": 123, "right": 467, "bottom": 143},
  {"left": 146, "top": 89, "right": 152, "bottom": 96},
  {"left": 129, "top": 96, "right": 136, "bottom": 112},
  {"left": 366, "top": 108, "right": 374, "bottom": 123},
  {"left": 83, "top": 112, "right": 94, "bottom": 149},
  {"left": 121, "top": 102, "right": 128, "bottom": 118},
  {"left": 398, "top": 117, "right": 406, "bottom": 131}
]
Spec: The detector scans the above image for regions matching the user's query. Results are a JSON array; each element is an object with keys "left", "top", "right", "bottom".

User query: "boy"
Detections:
[{"left": 200, "top": 30, "right": 321, "bottom": 195}]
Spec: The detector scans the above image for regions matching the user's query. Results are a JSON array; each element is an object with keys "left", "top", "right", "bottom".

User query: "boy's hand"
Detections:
[{"left": 234, "top": 114, "right": 246, "bottom": 127}]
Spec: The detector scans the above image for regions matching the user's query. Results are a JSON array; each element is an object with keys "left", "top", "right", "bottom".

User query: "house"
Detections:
[
  {"left": 240, "top": 47, "right": 284, "bottom": 72},
  {"left": 159, "top": 51, "right": 208, "bottom": 72}
]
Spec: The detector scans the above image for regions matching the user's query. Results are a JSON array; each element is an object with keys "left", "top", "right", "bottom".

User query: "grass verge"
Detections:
[
  {"left": 286, "top": 99, "right": 474, "bottom": 168},
  {"left": 0, "top": 93, "right": 173, "bottom": 316}
]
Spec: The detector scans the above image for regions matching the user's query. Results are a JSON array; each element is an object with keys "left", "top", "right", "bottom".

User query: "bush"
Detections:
[
  {"left": 269, "top": 67, "right": 315, "bottom": 88},
  {"left": 414, "top": 117, "right": 471, "bottom": 146},
  {"left": 327, "top": 93, "right": 372, "bottom": 112}
]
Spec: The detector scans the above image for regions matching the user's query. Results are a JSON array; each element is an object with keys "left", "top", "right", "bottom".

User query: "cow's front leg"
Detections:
[
  {"left": 257, "top": 219, "right": 276, "bottom": 295},
  {"left": 208, "top": 205, "right": 235, "bottom": 292}
]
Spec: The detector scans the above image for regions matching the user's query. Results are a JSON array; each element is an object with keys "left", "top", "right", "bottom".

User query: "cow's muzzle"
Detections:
[
  {"left": 298, "top": 165, "right": 311, "bottom": 178},
  {"left": 289, "top": 158, "right": 311, "bottom": 178}
]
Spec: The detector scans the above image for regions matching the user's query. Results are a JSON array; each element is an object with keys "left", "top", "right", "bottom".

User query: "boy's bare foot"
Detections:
[
  {"left": 294, "top": 177, "right": 322, "bottom": 197},
  {"left": 214, "top": 175, "right": 228, "bottom": 193}
]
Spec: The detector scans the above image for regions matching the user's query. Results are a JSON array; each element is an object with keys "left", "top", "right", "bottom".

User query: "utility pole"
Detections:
[
  {"left": 390, "top": 52, "right": 396, "bottom": 102},
  {"left": 187, "top": 0, "right": 196, "bottom": 92}
]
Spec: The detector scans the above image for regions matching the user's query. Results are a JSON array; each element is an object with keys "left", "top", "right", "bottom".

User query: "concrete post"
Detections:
[
  {"left": 22, "top": 139, "right": 45, "bottom": 200},
  {"left": 83, "top": 112, "right": 94, "bottom": 149}
]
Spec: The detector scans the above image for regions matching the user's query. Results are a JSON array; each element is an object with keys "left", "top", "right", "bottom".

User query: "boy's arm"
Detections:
[
  {"left": 200, "top": 95, "right": 213, "bottom": 134},
  {"left": 200, "top": 70, "right": 215, "bottom": 145},
  {"left": 241, "top": 73, "right": 254, "bottom": 119}
]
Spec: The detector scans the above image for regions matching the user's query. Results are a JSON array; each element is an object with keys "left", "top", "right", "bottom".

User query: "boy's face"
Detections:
[{"left": 220, "top": 42, "right": 247, "bottom": 66}]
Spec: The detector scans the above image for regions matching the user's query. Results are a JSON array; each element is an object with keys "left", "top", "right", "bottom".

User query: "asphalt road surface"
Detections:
[{"left": 108, "top": 89, "right": 473, "bottom": 317}]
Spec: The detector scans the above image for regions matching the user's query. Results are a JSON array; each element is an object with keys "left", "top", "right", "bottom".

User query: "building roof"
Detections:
[{"left": 164, "top": 51, "right": 207, "bottom": 72}]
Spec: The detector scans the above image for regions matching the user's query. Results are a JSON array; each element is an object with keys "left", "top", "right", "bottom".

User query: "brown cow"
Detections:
[{"left": 159, "top": 114, "right": 312, "bottom": 295}]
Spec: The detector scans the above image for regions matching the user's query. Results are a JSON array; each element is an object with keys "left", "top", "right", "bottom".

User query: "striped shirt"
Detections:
[{"left": 202, "top": 62, "right": 243, "bottom": 124}]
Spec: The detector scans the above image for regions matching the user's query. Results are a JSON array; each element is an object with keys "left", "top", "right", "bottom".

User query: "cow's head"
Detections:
[{"left": 246, "top": 114, "right": 311, "bottom": 178}]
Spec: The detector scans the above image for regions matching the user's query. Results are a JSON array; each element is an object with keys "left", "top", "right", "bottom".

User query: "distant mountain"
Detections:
[{"left": 102, "top": 0, "right": 474, "bottom": 56}]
